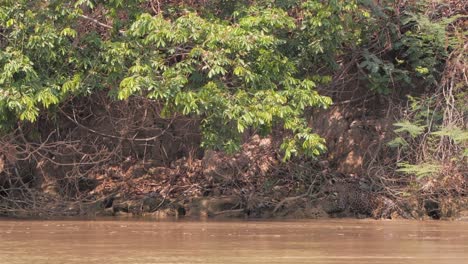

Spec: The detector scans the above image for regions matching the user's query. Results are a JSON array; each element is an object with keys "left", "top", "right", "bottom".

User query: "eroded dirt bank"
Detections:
[{"left": 0, "top": 94, "right": 466, "bottom": 220}]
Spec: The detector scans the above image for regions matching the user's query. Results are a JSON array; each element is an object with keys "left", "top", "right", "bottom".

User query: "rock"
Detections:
[
  {"left": 186, "top": 196, "right": 242, "bottom": 218},
  {"left": 114, "top": 211, "right": 133, "bottom": 217},
  {"left": 456, "top": 210, "right": 468, "bottom": 221},
  {"left": 101, "top": 207, "right": 115, "bottom": 216},
  {"left": 113, "top": 200, "right": 142, "bottom": 214},
  {"left": 142, "top": 196, "right": 165, "bottom": 212},
  {"left": 112, "top": 201, "right": 129, "bottom": 213},
  {"left": 143, "top": 209, "right": 173, "bottom": 219}
]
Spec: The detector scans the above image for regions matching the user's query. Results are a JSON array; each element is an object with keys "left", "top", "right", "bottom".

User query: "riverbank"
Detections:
[
  {"left": 1, "top": 0, "right": 466, "bottom": 223},
  {"left": 2, "top": 134, "right": 466, "bottom": 220}
]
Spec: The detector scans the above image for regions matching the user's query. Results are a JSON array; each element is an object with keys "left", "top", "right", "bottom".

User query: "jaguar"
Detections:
[{"left": 321, "top": 179, "right": 398, "bottom": 218}]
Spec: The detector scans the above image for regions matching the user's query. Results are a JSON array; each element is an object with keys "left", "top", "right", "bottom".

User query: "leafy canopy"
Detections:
[{"left": 0, "top": 0, "right": 338, "bottom": 159}]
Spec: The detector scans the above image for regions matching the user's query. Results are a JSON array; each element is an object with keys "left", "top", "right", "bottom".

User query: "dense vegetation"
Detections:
[{"left": 0, "top": 0, "right": 466, "bottom": 218}]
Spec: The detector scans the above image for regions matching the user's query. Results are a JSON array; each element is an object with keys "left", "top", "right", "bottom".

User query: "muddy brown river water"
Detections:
[{"left": 0, "top": 219, "right": 467, "bottom": 264}]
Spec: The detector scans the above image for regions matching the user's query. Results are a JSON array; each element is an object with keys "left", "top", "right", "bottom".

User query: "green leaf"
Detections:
[
  {"left": 397, "top": 162, "right": 441, "bottom": 179},
  {"left": 394, "top": 120, "right": 426, "bottom": 138}
]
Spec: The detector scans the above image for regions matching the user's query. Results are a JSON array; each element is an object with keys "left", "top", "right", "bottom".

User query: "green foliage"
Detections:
[
  {"left": 432, "top": 127, "right": 468, "bottom": 145},
  {"left": 391, "top": 94, "right": 467, "bottom": 180},
  {"left": 386, "top": 137, "right": 408, "bottom": 149},
  {"left": 112, "top": 11, "right": 332, "bottom": 156},
  {"left": 391, "top": 95, "right": 466, "bottom": 153},
  {"left": 358, "top": 50, "right": 410, "bottom": 94},
  {"left": 397, "top": 162, "right": 442, "bottom": 179},
  {"left": 396, "top": 11, "right": 450, "bottom": 83},
  {"left": 432, "top": 127, "right": 468, "bottom": 158},
  {"left": 290, "top": 0, "right": 362, "bottom": 70},
  {"left": 0, "top": 0, "right": 333, "bottom": 158},
  {"left": 0, "top": 0, "right": 80, "bottom": 125},
  {"left": 393, "top": 120, "right": 426, "bottom": 138},
  {"left": 356, "top": 0, "right": 456, "bottom": 94},
  {"left": 0, "top": 0, "right": 463, "bottom": 161}
]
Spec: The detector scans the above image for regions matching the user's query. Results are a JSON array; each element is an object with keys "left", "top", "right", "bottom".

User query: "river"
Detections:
[{"left": 0, "top": 219, "right": 467, "bottom": 263}]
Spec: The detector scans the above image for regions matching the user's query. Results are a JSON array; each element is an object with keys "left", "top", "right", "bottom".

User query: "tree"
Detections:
[{"left": 0, "top": 0, "right": 334, "bottom": 159}]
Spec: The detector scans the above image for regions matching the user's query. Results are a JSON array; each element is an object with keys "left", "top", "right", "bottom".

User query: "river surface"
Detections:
[{"left": 0, "top": 219, "right": 467, "bottom": 264}]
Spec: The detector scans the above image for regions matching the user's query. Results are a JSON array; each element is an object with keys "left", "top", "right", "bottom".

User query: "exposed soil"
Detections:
[
  {"left": 0, "top": 95, "right": 465, "bottom": 220},
  {"left": 0, "top": 131, "right": 408, "bottom": 219}
]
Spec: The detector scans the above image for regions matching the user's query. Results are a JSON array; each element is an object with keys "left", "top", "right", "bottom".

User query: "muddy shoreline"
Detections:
[{"left": 1, "top": 135, "right": 466, "bottom": 220}]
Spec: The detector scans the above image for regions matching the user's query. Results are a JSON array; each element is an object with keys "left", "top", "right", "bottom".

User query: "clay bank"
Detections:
[{"left": 1, "top": 135, "right": 467, "bottom": 220}]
